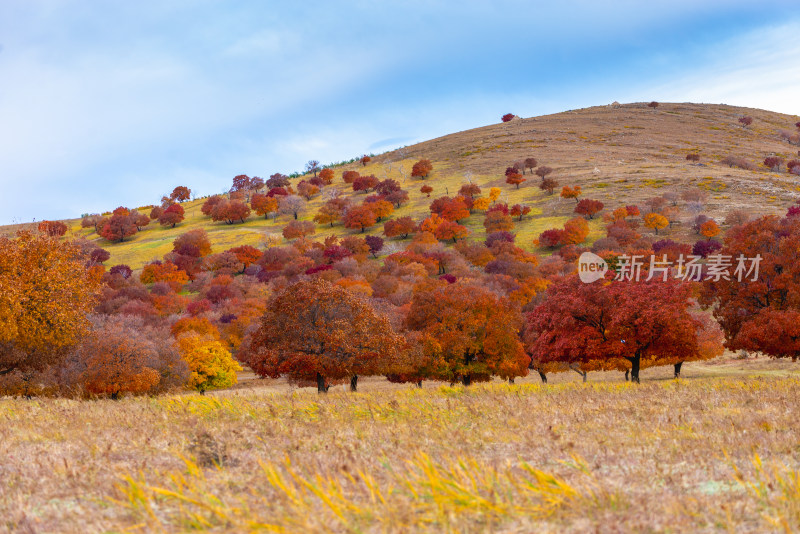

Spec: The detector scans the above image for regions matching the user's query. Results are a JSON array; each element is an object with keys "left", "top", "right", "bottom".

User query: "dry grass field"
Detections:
[{"left": 3, "top": 356, "right": 799, "bottom": 533}]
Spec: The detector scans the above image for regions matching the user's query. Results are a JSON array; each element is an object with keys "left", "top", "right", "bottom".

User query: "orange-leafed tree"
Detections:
[
  {"left": 172, "top": 316, "right": 221, "bottom": 340},
  {"left": 700, "top": 219, "right": 721, "bottom": 240},
  {"left": 561, "top": 185, "right": 581, "bottom": 202},
  {"left": 140, "top": 261, "right": 189, "bottom": 289},
  {"left": 359, "top": 155, "right": 372, "bottom": 167},
  {"left": 37, "top": 220, "right": 68, "bottom": 237},
  {"left": 644, "top": 212, "right": 669, "bottom": 234},
  {"left": 251, "top": 193, "right": 279, "bottom": 219},
  {"left": 438, "top": 197, "right": 470, "bottom": 223},
  {"left": 405, "top": 282, "right": 529, "bottom": 385},
  {"left": 434, "top": 220, "right": 469, "bottom": 243},
  {"left": 318, "top": 167, "right": 335, "bottom": 184},
  {"left": 483, "top": 210, "right": 514, "bottom": 233},
  {"left": 505, "top": 167, "right": 525, "bottom": 189},
  {"left": 510, "top": 204, "right": 531, "bottom": 221},
  {"left": 367, "top": 199, "right": 394, "bottom": 222},
  {"left": 229, "top": 245, "right": 262, "bottom": 269},
  {"left": 384, "top": 216, "right": 417, "bottom": 239},
  {"left": 211, "top": 200, "right": 250, "bottom": 224},
  {"left": 562, "top": 217, "right": 589, "bottom": 245},
  {"left": 314, "top": 202, "right": 343, "bottom": 227},
  {"left": 0, "top": 232, "right": 101, "bottom": 377},
  {"left": 177, "top": 333, "right": 241, "bottom": 394},
  {"left": 420, "top": 184, "right": 433, "bottom": 197},
  {"left": 240, "top": 279, "right": 403, "bottom": 392},
  {"left": 343, "top": 205, "right": 377, "bottom": 232},
  {"left": 411, "top": 159, "right": 433, "bottom": 178},
  {"left": 283, "top": 220, "right": 316, "bottom": 240}
]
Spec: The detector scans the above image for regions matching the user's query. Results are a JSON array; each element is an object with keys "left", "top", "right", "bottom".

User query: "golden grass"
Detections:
[{"left": 3, "top": 358, "right": 800, "bottom": 532}]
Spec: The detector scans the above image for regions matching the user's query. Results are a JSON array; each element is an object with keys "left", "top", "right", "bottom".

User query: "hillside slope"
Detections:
[{"left": 4, "top": 101, "right": 799, "bottom": 269}]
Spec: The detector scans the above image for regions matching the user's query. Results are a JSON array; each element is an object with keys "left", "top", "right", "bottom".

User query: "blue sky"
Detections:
[{"left": 1, "top": 1, "right": 799, "bottom": 225}]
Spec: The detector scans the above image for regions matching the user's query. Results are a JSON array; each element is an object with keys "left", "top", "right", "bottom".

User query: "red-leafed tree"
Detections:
[
  {"left": 700, "top": 215, "right": 800, "bottom": 361},
  {"left": 159, "top": 203, "right": 185, "bottom": 228},
  {"left": 501, "top": 113, "right": 515, "bottom": 123},
  {"left": 231, "top": 174, "right": 252, "bottom": 192},
  {"left": 539, "top": 178, "right": 558, "bottom": 195},
  {"left": 359, "top": 155, "right": 372, "bottom": 167},
  {"left": 738, "top": 116, "right": 753, "bottom": 127},
  {"left": 538, "top": 228, "right": 565, "bottom": 248},
  {"left": 764, "top": 156, "right": 784, "bottom": 171},
  {"left": 524, "top": 157, "right": 538, "bottom": 174},
  {"left": 173, "top": 229, "right": 212, "bottom": 257},
  {"left": 353, "top": 174, "right": 379, "bottom": 193},
  {"left": 201, "top": 195, "right": 224, "bottom": 217},
  {"left": 525, "top": 277, "right": 700, "bottom": 383},
  {"left": 170, "top": 186, "right": 191, "bottom": 202},
  {"left": 420, "top": 184, "right": 433, "bottom": 197},
  {"left": 240, "top": 279, "right": 403, "bottom": 392},
  {"left": 100, "top": 212, "right": 138, "bottom": 242},
  {"left": 575, "top": 198, "right": 604, "bottom": 219},
  {"left": 37, "top": 220, "right": 68, "bottom": 237},
  {"left": 647, "top": 101, "right": 659, "bottom": 110},
  {"left": 342, "top": 170, "right": 360, "bottom": 184}
]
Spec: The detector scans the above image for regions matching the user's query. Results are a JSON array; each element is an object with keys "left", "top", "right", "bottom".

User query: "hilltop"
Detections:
[{"left": 4, "top": 101, "right": 800, "bottom": 269}]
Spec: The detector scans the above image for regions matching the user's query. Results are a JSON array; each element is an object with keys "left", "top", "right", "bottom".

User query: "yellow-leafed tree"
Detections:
[{"left": 178, "top": 334, "right": 242, "bottom": 394}]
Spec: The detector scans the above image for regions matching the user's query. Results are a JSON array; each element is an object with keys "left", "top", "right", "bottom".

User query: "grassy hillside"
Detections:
[{"left": 4, "top": 101, "right": 800, "bottom": 270}]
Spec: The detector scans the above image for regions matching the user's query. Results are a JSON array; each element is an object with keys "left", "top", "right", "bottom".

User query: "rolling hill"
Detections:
[{"left": 4, "top": 101, "right": 800, "bottom": 269}]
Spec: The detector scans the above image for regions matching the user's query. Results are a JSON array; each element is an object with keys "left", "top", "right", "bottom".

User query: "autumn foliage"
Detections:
[
  {"left": 405, "top": 282, "right": 529, "bottom": 385},
  {"left": 411, "top": 159, "right": 433, "bottom": 178},
  {"left": 241, "top": 279, "right": 403, "bottom": 392}
]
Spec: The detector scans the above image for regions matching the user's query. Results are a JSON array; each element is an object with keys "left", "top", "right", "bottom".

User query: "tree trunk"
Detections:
[
  {"left": 316, "top": 373, "right": 328, "bottom": 393},
  {"left": 674, "top": 361, "right": 683, "bottom": 379},
  {"left": 627, "top": 354, "right": 641, "bottom": 383},
  {"left": 416, "top": 380, "right": 423, "bottom": 388},
  {"left": 294, "top": 213, "right": 298, "bottom": 220},
  {"left": 462, "top": 374, "right": 472, "bottom": 386},
  {"left": 571, "top": 366, "right": 587, "bottom": 382},
  {"left": 111, "top": 392, "right": 119, "bottom": 400},
  {"left": 508, "top": 377, "right": 515, "bottom": 385},
  {"left": 538, "top": 371, "right": 548, "bottom": 383},
  {"left": 625, "top": 370, "right": 630, "bottom": 381},
  {"left": 350, "top": 375, "right": 358, "bottom": 392}
]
